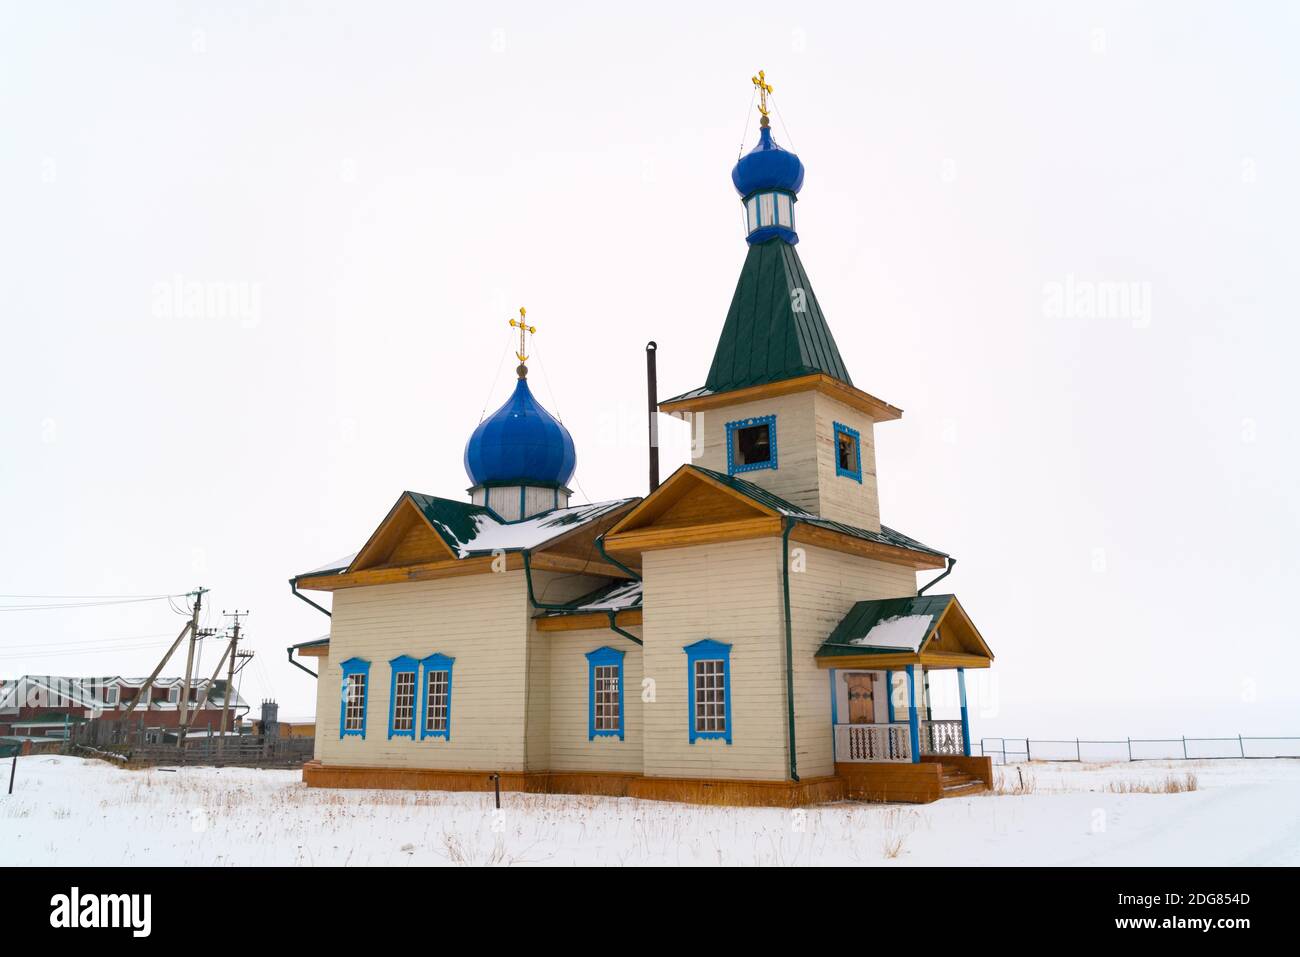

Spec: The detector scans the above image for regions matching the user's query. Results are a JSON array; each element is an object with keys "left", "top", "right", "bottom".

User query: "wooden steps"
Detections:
[
  {"left": 939, "top": 765, "right": 986, "bottom": 796},
  {"left": 836, "top": 756, "right": 992, "bottom": 803}
]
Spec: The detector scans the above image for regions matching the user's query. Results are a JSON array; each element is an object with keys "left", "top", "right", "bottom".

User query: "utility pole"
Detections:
[
  {"left": 190, "top": 636, "right": 236, "bottom": 715},
  {"left": 176, "top": 587, "right": 209, "bottom": 748},
  {"left": 218, "top": 610, "right": 247, "bottom": 749},
  {"left": 122, "top": 620, "right": 195, "bottom": 720}
]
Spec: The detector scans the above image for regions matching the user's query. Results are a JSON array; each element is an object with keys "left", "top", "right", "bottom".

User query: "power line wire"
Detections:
[
  {"left": 0, "top": 631, "right": 178, "bottom": 653},
  {"left": 477, "top": 324, "right": 517, "bottom": 422},
  {"left": 0, "top": 593, "right": 180, "bottom": 600},
  {"left": 0, "top": 596, "right": 185, "bottom": 612},
  {"left": 0, "top": 640, "right": 182, "bottom": 661}
]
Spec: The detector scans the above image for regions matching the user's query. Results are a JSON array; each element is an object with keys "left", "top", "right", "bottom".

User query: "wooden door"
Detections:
[{"left": 845, "top": 673, "right": 875, "bottom": 724}]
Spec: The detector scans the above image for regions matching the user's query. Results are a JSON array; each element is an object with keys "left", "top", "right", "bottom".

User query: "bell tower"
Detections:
[{"left": 658, "top": 73, "right": 903, "bottom": 531}]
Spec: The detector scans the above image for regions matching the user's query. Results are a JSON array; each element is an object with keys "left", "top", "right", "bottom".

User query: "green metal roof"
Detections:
[
  {"left": 687, "top": 466, "right": 947, "bottom": 559},
  {"left": 801, "top": 518, "right": 948, "bottom": 559},
  {"left": 537, "top": 578, "right": 643, "bottom": 617},
  {"left": 406, "top": 491, "right": 493, "bottom": 552},
  {"left": 290, "top": 636, "right": 330, "bottom": 651},
  {"left": 668, "top": 238, "right": 852, "bottom": 404},
  {"left": 690, "top": 465, "right": 813, "bottom": 516},
  {"left": 816, "top": 594, "right": 955, "bottom": 658},
  {"left": 294, "top": 494, "right": 637, "bottom": 579}
]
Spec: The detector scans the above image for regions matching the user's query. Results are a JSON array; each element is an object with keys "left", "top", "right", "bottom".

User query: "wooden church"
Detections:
[{"left": 290, "top": 76, "right": 995, "bottom": 805}]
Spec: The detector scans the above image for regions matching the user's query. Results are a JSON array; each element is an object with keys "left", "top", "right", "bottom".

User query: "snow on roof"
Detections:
[
  {"left": 303, "top": 552, "right": 357, "bottom": 576},
  {"left": 848, "top": 614, "right": 934, "bottom": 652},
  {"left": 298, "top": 497, "right": 637, "bottom": 578},
  {"left": 0, "top": 676, "right": 248, "bottom": 710},
  {"left": 571, "top": 580, "right": 643, "bottom": 612},
  {"left": 444, "top": 499, "right": 634, "bottom": 558}
]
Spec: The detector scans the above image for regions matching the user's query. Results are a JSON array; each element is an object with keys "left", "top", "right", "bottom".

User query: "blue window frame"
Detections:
[
  {"left": 684, "top": 639, "right": 732, "bottom": 744},
  {"left": 833, "top": 421, "right": 862, "bottom": 483},
  {"left": 585, "top": 646, "right": 625, "bottom": 740},
  {"left": 418, "top": 653, "right": 454, "bottom": 741},
  {"left": 387, "top": 655, "right": 418, "bottom": 740},
  {"left": 339, "top": 657, "right": 371, "bottom": 739},
  {"left": 726, "top": 414, "right": 777, "bottom": 475}
]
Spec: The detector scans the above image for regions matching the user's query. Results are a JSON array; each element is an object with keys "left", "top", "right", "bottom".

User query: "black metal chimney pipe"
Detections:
[{"left": 646, "top": 341, "right": 660, "bottom": 493}]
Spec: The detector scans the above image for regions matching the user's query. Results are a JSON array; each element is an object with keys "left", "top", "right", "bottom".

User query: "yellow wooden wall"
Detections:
[
  {"left": 692, "top": 391, "right": 821, "bottom": 514},
  {"left": 640, "top": 538, "right": 790, "bottom": 781},
  {"left": 813, "top": 392, "right": 882, "bottom": 532},
  {"left": 545, "top": 627, "right": 644, "bottom": 773},
  {"left": 788, "top": 543, "right": 917, "bottom": 777},
  {"left": 315, "top": 572, "right": 531, "bottom": 770},
  {"left": 521, "top": 570, "right": 608, "bottom": 770},
  {"left": 690, "top": 388, "right": 884, "bottom": 531}
]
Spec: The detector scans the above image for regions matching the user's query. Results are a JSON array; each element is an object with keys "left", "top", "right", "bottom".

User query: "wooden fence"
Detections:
[{"left": 69, "top": 718, "right": 314, "bottom": 768}]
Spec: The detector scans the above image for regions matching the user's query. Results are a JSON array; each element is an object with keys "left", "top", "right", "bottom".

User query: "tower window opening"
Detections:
[
  {"left": 834, "top": 421, "right": 863, "bottom": 482},
  {"left": 735, "top": 424, "right": 771, "bottom": 465},
  {"left": 837, "top": 432, "right": 855, "bottom": 471}
]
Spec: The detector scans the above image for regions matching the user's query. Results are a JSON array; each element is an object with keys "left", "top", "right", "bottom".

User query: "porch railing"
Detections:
[
  {"left": 921, "top": 719, "right": 965, "bottom": 756},
  {"left": 834, "top": 723, "right": 913, "bottom": 763},
  {"left": 835, "top": 720, "right": 967, "bottom": 763}
]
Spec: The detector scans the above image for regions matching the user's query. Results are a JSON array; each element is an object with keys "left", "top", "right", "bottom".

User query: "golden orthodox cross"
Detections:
[
  {"left": 510, "top": 307, "right": 536, "bottom": 362},
  {"left": 752, "top": 70, "right": 773, "bottom": 125}
]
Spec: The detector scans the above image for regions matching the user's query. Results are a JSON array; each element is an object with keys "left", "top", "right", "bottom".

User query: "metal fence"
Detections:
[{"left": 973, "top": 735, "right": 1300, "bottom": 765}]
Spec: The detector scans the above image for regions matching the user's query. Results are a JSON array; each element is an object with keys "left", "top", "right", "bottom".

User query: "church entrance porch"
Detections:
[
  {"left": 827, "top": 662, "right": 992, "bottom": 801},
  {"left": 829, "top": 667, "right": 973, "bottom": 764}
]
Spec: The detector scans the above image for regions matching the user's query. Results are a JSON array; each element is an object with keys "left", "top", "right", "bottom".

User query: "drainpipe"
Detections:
[
  {"left": 287, "top": 647, "right": 318, "bottom": 679},
  {"left": 289, "top": 578, "right": 332, "bottom": 618},
  {"left": 605, "top": 611, "right": 643, "bottom": 646},
  {"left": 522, "top": 546, "right": 644, "bottom": 642},
  {"left": 781, "top": 518, "right": 799, "bottom": 782},
  {"left": 521, "top": 550, "right": 579, "bottom": 612},
  {"left": 917, "top": 556, "right": 956, "bottom": 595},
  {"left": 595, "top": 534, "right": 641, "bottom": 582},
  {"left": 524, "top": 548, "right": 642, "bottom": 645},
  {"left": 288, "top": 579, "right": 329, "bottom": 680}
]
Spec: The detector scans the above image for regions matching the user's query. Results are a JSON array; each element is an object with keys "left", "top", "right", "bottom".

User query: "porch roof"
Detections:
[{"left": 815, "top": 594, "right": 994, "bottom": 669}]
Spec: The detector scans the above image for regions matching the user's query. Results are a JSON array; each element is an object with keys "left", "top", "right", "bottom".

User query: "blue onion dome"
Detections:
[
  {"left": 464, "top": 374, "right": 576, "bottom": 488},
  {"left": 732, "top": 125, "right": 804, "bottom": 198},
  {"left": 732, "top": 124, "right": 804, "bottom": 245}
]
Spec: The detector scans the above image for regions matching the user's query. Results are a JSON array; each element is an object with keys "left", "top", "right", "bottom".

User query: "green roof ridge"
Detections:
[{"left": 702, "top": 239, "right": 853, "bottom": 396}]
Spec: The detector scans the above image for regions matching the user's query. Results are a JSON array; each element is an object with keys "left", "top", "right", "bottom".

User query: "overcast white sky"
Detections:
[{"left": 2, "top": 2, "right": 1297, "bottom": 740}]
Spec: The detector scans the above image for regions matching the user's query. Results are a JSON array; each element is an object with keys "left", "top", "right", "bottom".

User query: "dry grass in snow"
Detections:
[{"left": 2, "top": 756, "right": 1297, "bottom": 866}]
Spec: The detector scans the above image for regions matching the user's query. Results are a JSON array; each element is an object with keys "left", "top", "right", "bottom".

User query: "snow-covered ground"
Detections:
[{"left": 2, "top": 756, "right": 1297, "bottom": 866}]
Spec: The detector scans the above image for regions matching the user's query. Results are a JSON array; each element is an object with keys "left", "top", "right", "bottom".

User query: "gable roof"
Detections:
[
  {"left": 666, "top": 238, "right": 852, "bottom": 404},
  {"left": 687, "top": 466, "right": 948, "bottom": 559},
  {"left": 293, "top": 493, "right": 639, "bottom": 580},
  {"left": 817, "top": 594, "right": 953, "bottom": 657},
  {"left": 440, "top": 497, "right": 638, "bottom": 558},
  {"left": 816, "top": 594, "right": 993, "bottom": 662}
]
